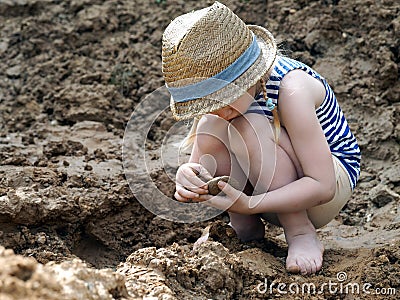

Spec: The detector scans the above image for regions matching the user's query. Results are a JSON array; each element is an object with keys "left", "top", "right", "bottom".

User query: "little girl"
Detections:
[{"left": 162, "top": 2, "right": 360, "bottom": 275}]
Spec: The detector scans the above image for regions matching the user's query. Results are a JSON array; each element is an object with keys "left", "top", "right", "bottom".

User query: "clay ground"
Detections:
[{"left": 0, "top": 0, "right": 399, "bottom": 299}]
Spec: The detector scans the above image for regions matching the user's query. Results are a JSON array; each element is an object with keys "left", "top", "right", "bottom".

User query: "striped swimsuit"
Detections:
[{"left": 247, "top": 56, "right": 361, "bottom": 189}]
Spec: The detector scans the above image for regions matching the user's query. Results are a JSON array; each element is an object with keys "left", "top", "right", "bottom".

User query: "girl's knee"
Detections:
[
  {"left": 227, "top": 114, "right": 275, "bottom": 153},
  {"left": 229, "top": 114, "right": 274, "bottom": 139},
  {"left": 196, "top": 115, "right": 229, "bottom": 153}
]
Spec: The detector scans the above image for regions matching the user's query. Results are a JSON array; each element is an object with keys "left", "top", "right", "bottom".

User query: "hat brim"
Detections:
[{"left": 170, "top": 25, "right": 277, "bottom": 121}]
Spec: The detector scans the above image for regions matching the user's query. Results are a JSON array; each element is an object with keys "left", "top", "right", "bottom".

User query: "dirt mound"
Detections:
[
  {"left": 119, "top": 238, "right": 400, "bottom": 299},
  {"left": 0, "top": 246, "right": 129, "bottom": 300},
  {"left": 0, "top": 0, "right": 399, "bottom": 299}
]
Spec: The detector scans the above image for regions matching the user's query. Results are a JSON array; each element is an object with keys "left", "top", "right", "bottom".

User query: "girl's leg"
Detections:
[
  {"left": 306, "top": 156, "right": 352, "bottom": 228},
  {"left": 229, "top": 113, "right": 323, "bottom": 275},
  {"left": 195, "top": 115, "right": 265, "bottom": 241},
  {"left": 278, "top": 211, "right": 324, "bottom": 274}
]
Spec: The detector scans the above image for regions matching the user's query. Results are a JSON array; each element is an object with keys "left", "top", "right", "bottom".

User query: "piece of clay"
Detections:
[{"left": 207, "top": 176, "right": 240, "bottom": 196}]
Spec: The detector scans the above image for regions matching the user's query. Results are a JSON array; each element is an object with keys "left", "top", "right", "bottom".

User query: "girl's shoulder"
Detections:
[
  {"left": 279, "top": 69, "right": 326, "bottom": 108},
  {"left": 272, "top": 55, "right": 325, "bottom": 82}
]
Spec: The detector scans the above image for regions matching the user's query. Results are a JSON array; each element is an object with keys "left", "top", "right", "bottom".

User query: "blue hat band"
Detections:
[{"left": 167, "top": 34, "right": 261, "bottom": 103}]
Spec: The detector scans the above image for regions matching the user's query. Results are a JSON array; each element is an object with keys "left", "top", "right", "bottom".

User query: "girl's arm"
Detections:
[
  {"left": 251, "top": 69, "right": 336, "bottom": 213},
  {"left": 197, "top": 70, "right": 337, "bottom": 214}
]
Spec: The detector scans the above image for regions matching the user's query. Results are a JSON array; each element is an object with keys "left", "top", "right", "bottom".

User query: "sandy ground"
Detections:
[{"left": 0, "top": 0, "right": 399, "bottom": 299}]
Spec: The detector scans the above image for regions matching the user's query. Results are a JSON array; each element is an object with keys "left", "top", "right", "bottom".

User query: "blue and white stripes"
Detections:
[{"left": 249, "top": 56, "right": 361, "bottom": 189}]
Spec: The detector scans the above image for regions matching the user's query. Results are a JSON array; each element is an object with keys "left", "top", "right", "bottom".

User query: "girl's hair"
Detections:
[
  {"left": 180, "top": 116, "right": 200, "bottom": 152},
  {"left": 179, "top": 77, "right": 281, "bottom": 151},
  {"left": 260, "top": 77, "right": 281, "bottom": 143}
]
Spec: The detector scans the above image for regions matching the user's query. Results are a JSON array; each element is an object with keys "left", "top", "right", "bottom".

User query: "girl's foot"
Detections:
[
  {"left": 284, "top": 224, "right": 324, "bottom": 275},
  {"left": 228, "top": 213, "right": 265, "bottom": 242}
]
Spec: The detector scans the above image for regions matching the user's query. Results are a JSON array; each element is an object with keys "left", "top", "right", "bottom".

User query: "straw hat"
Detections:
[{"left": 162, "top": 1, "right": 277, "bottom": 120}]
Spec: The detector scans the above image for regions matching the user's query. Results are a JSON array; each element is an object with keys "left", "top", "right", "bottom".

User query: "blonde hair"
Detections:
[
  {"left": 260, "top": 77, "right": 281, "bottom": 142},
  {"left": 180, "top": 77, "right": 281, "bottom": 151},
  {"left": 180, "top": 117, "right": 200, "bottom": 152}
]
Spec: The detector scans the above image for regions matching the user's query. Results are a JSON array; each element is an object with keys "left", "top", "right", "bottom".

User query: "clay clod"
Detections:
[{"left": 207, "top": 176, "right": 240, "bottom": 196}]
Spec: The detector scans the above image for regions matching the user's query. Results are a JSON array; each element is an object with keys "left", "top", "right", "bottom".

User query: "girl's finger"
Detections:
[
  {"left": 197, "top": 193, "right": 235, "bottom": 211},
  {"left": 218, "top": 181, "right": 241, "bottom": 201},
  {"left": 198, "top": 167, "right": 213, "bottom": 181},
  {"left": 185, "top": 165, "right": 213, "bottom": 181},
  {"left": 182, "top": 166, "right": 200, "bottom": 177},
  {"left": 174, "top": 191, "right": 190, "bottom": 202},
  {"left": 195, "top": 194, "right": 212, "bottom": 202},
  {"left": 182, "top": 166, "right": 211, "bottom": 188},
  {"left": 179, "top": 178, "right": 208, "bottom": 194},
  {"left": 176, "top": 185, "right": 199, "bottom": 199},
  {"left": 180, "top": 176, "right": 209, "bottom": 192}
]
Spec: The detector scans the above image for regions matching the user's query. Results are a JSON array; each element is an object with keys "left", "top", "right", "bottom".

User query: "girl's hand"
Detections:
[
  {"left": 174, "top": 163, "right": 213, "bottom": 202},
  {"left": 197, "top": 181, "right": 256, "bottom": 214}
]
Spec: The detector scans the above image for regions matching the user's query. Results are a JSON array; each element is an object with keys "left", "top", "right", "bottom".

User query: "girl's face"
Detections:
[{"left": 209, "top": 84, "right": 257, "bottom": 121}]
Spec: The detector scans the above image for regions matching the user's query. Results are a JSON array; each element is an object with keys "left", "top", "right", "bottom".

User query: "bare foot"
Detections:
[{"left": 285, "top": 225, "right": 324, "bottom": 275}]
